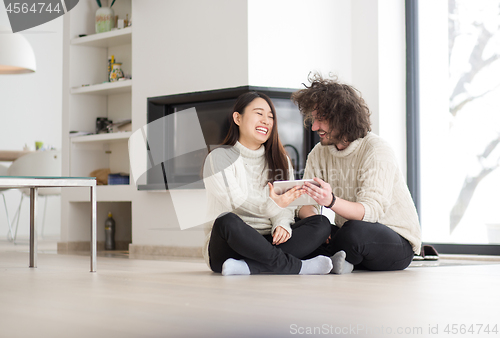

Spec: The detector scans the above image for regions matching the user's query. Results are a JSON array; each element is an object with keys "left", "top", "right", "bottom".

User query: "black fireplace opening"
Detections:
[{"left": 137, "top": 86, "right": 318, "bottom": 190}]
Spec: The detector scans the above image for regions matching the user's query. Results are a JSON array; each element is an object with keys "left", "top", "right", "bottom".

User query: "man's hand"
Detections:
[
  {"left": 304, "top": 177, "right": 334, "bottom": 207},
  {"left": 272, "top": 226, "right": 290, "bottom": 245},
  {"left": 268, "top": 182, "right": 303, "bottom": 208},
  {"left": 305, "top": 178, "right": 365, "bottom": 220}
]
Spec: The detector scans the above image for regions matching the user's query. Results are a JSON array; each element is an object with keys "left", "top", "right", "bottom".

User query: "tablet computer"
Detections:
[{"left": 273, "top": 179, "right": 320, "bottom": 206}]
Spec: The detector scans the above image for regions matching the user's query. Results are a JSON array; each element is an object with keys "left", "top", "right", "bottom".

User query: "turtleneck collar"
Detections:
[
  {"left": 234, "top": 141, "right": 265, "bottom": 160},
  {"left": 326, "top": 135, "right": 365, "bottom": 158}
]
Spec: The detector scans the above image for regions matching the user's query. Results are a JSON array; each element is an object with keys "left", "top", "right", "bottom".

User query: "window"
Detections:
[{"left": 409, "top": 0, "right": 500, "bottom": 253}]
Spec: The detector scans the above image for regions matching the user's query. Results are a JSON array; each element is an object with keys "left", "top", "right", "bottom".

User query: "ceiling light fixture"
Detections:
[{"left": 0, "top": 25, "right": 36, "bottom": 74}]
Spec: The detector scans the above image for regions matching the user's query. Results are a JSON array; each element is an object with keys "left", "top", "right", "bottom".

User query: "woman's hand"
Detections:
[
  {"left": 268, "top": 182, "right": 303, "bottom": 208},
  {"left": 304, "top": 177, "right": 334, "bottom": 207},
  {"left": 272, "top": 226, "right": 291, "bottom": 245}
]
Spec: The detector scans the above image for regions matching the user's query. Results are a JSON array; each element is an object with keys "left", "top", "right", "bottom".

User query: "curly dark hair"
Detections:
[{"left": 291, "top": 73, "right": 371, "bottom": 143}]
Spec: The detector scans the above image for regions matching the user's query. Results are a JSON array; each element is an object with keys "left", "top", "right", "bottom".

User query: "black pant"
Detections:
[
  {"left": 307, "top": 220, "right": 415, "bottom": 271},
  {"left": 208, "top": 213, "right": 331, "bottom": 274}
]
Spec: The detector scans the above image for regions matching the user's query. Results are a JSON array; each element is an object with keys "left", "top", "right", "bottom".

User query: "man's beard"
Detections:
[
  {"left": 320, "top": 138, "right": 334, "bottom": 146},
  {"left": 319, "top": 131, "right": 342, "bottom": 146}
]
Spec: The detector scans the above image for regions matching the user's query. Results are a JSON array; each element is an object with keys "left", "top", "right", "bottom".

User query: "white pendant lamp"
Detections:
[{"left": 0, "top": 26, "right": 36, "bottom": 74}]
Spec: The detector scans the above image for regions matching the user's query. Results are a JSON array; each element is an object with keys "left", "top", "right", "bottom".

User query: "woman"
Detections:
[{"left": 203, "top": 92, "right": 333, "bottom": 275}]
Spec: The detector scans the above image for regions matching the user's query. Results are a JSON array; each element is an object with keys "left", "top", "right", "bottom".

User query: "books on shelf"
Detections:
[{"left": 108, "top": 173, "right": 130, "bottom": 185}]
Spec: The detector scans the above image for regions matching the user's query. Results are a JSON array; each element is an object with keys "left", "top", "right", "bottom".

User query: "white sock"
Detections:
[
  {"left": 330, "top": 250, "right": 353, "bottom": 274},
  {"left": 299, "top": 256, "right": 333, "bottom": 275},
  {"left": 221, "top": 258, "right": 250, "bottom": 276}
]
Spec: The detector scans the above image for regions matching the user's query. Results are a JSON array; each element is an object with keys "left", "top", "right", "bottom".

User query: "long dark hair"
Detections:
[{"left": 222, "top": 92, "right": 289, "bottom": 183}]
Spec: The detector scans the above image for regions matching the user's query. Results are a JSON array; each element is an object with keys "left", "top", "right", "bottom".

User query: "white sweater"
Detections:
[
  {"left": 302, "top": 133, "right": 422, "bottom": 254},
  {"left": 202, "top": 142, "right": 295, "bottom": 265}
]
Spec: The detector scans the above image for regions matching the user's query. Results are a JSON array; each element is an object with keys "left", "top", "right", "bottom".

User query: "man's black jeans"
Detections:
[{"left": 307, "top": 220, "right": 415, "bottom": 271}]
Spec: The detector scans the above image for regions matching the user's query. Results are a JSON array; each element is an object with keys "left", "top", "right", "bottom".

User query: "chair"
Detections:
[
  {"left": 0, "top": 163, "right": 18, "bottom": 241},
  {"left": 6, "top": 150, "right": 61, "bottom": 242}
]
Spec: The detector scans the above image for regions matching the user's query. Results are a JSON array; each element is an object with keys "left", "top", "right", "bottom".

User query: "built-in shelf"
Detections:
[
  {"left": 71, "top": 131, "right": 132, "bottom": 144},
  {"left": 71, "top": 80, "right": 132, "bottom": 95},
  {"left": 66, "top": 184, "right": 132, "bottom": 202},
  {"left": 71, "top": 27, "right": 132, "bottom": 48},
  {"left": 62, "top": 1, "right": 133, "bottom": 250}
]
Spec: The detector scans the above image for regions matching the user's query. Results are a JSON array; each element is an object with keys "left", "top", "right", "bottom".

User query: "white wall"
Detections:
[
  {"left": 351, "top": 0, "right": 379, "bottom": 134},
  {"left": 0, "top": 9, "right": 63, "bottom": 239},
  {"left": 248, "top": 0, "right": 352, "bottom": 88},
  {"left": 351, "top": 0, "right": 407, "bottom": 175}
]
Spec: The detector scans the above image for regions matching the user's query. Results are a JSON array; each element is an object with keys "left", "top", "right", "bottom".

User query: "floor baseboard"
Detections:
[
  {"left": 57, "top": 241, "right": 130, "bottom": 252},
  {"left": 129, "top": 244, "right": 203, "bottom": 258}
]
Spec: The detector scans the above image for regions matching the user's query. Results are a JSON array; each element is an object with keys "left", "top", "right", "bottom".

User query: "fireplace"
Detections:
[{"left": 137, "top": 86, "right": 318, "bottom": 190}]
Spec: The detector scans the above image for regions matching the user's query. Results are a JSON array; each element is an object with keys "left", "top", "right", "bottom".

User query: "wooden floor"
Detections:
[{"left": 1, "top": 240, "right": 500, "bottom": 338}]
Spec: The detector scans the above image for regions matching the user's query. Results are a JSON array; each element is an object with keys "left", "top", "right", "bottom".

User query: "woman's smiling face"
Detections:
[{"left": 233, "top": 97, "right": 274, "bottom": 150}]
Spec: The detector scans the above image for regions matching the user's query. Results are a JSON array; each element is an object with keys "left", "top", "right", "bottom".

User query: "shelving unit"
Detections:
[
  {"left": 70, "top": 26, "right": 132, "bottom": 48},
  {"left": 70, "top": 80, "right": 132, "bottom": 95},
  {"left": 71, "top": 131, "right": 132, "bottom": 144},
  {"left": 62, "top": 0, "right": 133, "bottom": 251},
  {"left": 65, "top": 2, "right": 132, "bottom": 196}
]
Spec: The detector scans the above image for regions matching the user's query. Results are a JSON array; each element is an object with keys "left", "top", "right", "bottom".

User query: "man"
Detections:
[{"left": 292, "top": 74, "right": 421, "bottom": 274}]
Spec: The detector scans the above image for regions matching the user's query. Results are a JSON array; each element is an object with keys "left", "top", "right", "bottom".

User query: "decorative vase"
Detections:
[
  {"left": 109, "top": 63, "right": 124, "bottom": 82},
  {"left": 95, "top": 7, "right": 115, "bottom": 33}
]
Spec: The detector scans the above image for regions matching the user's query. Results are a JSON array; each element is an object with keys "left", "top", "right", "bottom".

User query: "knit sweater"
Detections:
[
  {"left": 302, "top": 133, "right": 422, "bottom": 254},
  {"left": 202, "top": 141, "right": 295, "bottom": 266}
]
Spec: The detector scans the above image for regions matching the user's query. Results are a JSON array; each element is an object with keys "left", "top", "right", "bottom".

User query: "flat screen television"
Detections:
[{"left": 137, "top": 86, "right": 318, "bottom": 190}]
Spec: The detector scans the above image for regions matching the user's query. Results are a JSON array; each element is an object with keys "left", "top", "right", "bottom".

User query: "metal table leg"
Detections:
[
  {"left": 3, "top": 195, "right": 15, "bottom": 241},
  {"left": 90, "top": 185, "right": 96, "bottom": 272},
  {"left": 29, "top": 187, "right": 38, "bottom": 268}
]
